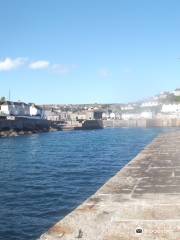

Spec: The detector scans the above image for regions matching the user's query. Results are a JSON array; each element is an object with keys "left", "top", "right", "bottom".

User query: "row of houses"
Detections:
[
  {"left": 0, "top": 101, "right": 104, "bottom": 122},
  {"left": 119, "top": 89, "right": 180, "bottom": 111},
  {"left": 3, "top": 100, "right": 180, "bottom": 122},
  {"left": 44, "top": 109, "right": 103, "bottom": 122},
  {"left": 43, "top": 104, "right": 180, "bottom": 122},
  {"left": 0, "top": 101, "right": 44, "bottom": 118},
  {"left": 102, "top": 103, "right": 180, "bottom": 120},
  {"left": 102, "top": 111, "right": 154, "bottom": 120}
]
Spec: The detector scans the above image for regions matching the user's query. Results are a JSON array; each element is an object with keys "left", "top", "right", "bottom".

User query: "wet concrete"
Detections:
[{"left": 39, "top": 130, "right": 180, "bottom": 240}]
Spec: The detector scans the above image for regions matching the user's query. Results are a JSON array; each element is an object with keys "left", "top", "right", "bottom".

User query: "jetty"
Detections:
[{"left": 40, "top": 130, "right": 180, "bottom": 240}]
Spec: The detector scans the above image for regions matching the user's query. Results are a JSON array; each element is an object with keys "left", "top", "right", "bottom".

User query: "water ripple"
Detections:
[{"left": 0, "top": 128, "right": 167, "bottom": 240}]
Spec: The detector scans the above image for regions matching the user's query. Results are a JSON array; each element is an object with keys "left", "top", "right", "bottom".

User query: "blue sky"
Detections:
[{"left": 0, "top": 0, "right": 180, "bottom": 104}]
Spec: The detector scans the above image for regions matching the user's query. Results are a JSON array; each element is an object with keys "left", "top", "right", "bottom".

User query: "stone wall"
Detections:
[
  {"left": 0, "top": 117, "right": 50, "bottom": 132},
  {"left": 103, "top": 119, "right": 180, "bottom": 128},
  {"left": 82, "top": 120, "right": 103, "bottom": 129}
]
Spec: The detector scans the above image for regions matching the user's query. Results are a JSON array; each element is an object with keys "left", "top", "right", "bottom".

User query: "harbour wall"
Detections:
[
  {"left": 81, "top": 120, "right": 103, "bottom": 129},
  {"left": 103, "top": 118, "right": 180, "bottom": 128},
  {"left": 39, "top": 130, "right": 180, "bottom": 240},
  {"left": 0, "top": 117, "right": 50, "bottom": 136},
  {"left": 51, "top": 120, "right": 103, "bottom": 131},
  {"left": 0, "top": 119, "right": 103, "bottom": 137}
]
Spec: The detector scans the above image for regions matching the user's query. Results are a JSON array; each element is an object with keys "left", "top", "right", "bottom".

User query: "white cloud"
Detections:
[
  {"left": 29, "top": 60, "right": 50, "bottom": 70},
  {"left": 0, "top": 57, "right": 26, "bottom": 71},
  {"left": 51, "top": 64, "right": 78, "bottom": 75},
  {"left": 0, "top": 57, "right": 78, "bottom": 75},
  {"left": 98, "top": 68, "right": 111, "bottom": 78}
]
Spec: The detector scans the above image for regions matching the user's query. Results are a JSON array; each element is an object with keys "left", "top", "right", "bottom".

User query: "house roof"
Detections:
[{"left": 0, "top": 101, "right": 29, "bottom": 106}]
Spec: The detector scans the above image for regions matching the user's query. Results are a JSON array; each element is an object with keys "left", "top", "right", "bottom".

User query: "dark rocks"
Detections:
[{"left": 0, "top": 128, "right": 50, "bottom": 138}]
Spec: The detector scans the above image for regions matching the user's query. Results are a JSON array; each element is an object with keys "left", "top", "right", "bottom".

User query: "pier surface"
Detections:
[{"left": 40, "top": 131, "right": 180, "bottom": 240}]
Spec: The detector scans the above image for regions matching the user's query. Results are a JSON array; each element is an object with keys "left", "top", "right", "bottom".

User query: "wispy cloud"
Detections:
[
  {"left": 0, "top": 57, "right": 78, "bottom": 75},
  {"left": 51, "top": 64, "right": 78, "bottom": 75},
  {"left": 0, "top": 57, "right": 26, "bottom": 71},
  {"left": 98, "top": 68, "right": 111, "bottom": 78},
  {"left": 29, "top": 60, "right": 50, "bottom": 70}
]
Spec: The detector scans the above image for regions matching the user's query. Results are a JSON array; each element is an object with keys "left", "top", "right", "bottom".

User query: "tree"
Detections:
[{"left": 0, "top": 96, "right": 6, "bottom": 102}]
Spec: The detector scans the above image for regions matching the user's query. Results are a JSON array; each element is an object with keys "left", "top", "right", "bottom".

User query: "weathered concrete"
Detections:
[
  {"left": 103, "top": 119, "right": 180, "bottom": 128},
  {"left": 40, "top": 130, "right": 180, "bottom": 240}
]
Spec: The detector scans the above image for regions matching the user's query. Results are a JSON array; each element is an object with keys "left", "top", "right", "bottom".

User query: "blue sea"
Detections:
[{"left": 0, "top": 128, "right": 168, "bottom": 240}]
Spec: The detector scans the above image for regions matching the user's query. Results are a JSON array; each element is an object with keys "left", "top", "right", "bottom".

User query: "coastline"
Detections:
[
  {"left": 0, "top": 119, "right": 104, "bottom": 137},
  {"left": 1, "top": 117, "right": 180, "bottom": 138},
  {"left": 0, "top": 128, "right": 51, "bottom": 137}
]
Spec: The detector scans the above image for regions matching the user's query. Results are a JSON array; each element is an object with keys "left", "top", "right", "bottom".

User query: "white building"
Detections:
[
  {"left": 29, "top": 104, "right": 44, "bottom": 118},
  {"left": 109, "top": 112, "right": 116, "bottom": 119},
  {"left": 0, "top": 101, "right": 30, "bottom": 116},
  {"left": 121, "top": 113, "right": 140, "bottom": 120},
  {"left": 44, "top": 110, "right": 60, "bottom": 121},
  {"left": 140, "top": 111, "right": 153, "bottom": 119},
  {"left": 115, "top": 112, "right": 121, "bottom": 119},
  {"left": 121, "top": 105, "right": 134, "bottom": 111},
  {"left": 157, "top": 91, "right": 170, "bottom": 100},
  {"left": 121, "top": 112, "right": 153, "bottom": 120},
  {"left": 173, "top": 89, "right": 180, "bottom": 96},
  {"left": 102, "top": 112, "right": 109, "bottom": 119},
  {"left": 161, "top": 104, "right": 180, "bottom": 113},
  {"left": 0, "top": 101, "right": 44, "bottom": 118},
  {"left": 141, "top": 101, "right": 159, "bottom": 107}
]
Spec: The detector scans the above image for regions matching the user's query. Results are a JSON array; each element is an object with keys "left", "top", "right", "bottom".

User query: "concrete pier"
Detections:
[
  {"left": 103, "top": 119, "right": 180, "bottom": 128},
  {"left": 40, "top": 130, "right": 180, "bottom": 240}
]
